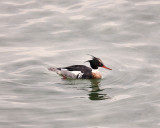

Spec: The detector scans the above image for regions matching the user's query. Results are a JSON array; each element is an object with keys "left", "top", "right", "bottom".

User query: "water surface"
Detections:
[{"left": 0, "top": 0, "right": 160, "bottom": 128}]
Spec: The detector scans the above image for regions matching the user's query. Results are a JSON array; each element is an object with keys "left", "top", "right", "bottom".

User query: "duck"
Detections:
[{"left": 48, "top": 55, "right": 112, "bottom": 79}]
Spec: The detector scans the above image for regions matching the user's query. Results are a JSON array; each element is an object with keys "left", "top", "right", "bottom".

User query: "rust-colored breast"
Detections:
[{"left": 92, "top": 72, "right": 102, "bottom": 79}]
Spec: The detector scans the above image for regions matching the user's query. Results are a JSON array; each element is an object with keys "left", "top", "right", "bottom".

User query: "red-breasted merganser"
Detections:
[{"left": 48, "top": 55, "right": 112, "bottom": 79}]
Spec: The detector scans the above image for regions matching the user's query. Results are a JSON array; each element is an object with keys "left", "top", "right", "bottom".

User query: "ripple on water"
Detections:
[{"left": 0, "top": 0, "right": 160, "bottom": 127}]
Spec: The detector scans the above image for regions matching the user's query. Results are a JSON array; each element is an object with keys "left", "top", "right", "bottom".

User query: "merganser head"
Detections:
[{"left": 86, "top": 55, "right": 112, "bottom": 70}]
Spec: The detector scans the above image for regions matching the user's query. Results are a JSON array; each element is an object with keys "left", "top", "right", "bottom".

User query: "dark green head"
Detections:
[{"left": 86, "top": 55, "right": 112, "bottom": 70}]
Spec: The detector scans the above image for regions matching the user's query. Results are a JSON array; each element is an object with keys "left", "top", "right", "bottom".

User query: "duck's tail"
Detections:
[
  {"left": 48, "top": 67, "right": 63, "bottom": 76},
  {"left": 48, "top": 67, "right": 57, "bottom": 72}
]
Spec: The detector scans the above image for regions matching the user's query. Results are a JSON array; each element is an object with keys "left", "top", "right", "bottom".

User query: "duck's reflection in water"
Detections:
[{"left": 88, "top": 79, "right": 110, "bottom": 100}]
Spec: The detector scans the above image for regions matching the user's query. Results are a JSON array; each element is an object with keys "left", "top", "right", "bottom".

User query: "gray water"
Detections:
[{"left": 0, "top": 0, "right": 160, "bottom": 128}]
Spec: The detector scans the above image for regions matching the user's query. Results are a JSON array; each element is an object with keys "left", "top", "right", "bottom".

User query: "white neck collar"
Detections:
[{"left": 92, "top": 69, "right": 99, "bottom": 73}]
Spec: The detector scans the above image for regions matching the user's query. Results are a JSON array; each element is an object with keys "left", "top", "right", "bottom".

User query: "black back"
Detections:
[{"left": 58, "top": 65, "right": 92, "bottom": 79}]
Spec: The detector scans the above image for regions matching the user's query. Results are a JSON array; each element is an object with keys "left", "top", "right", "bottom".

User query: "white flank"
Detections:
[{"left": 58, "top": 69, "right": 83, "bottom": 79}]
